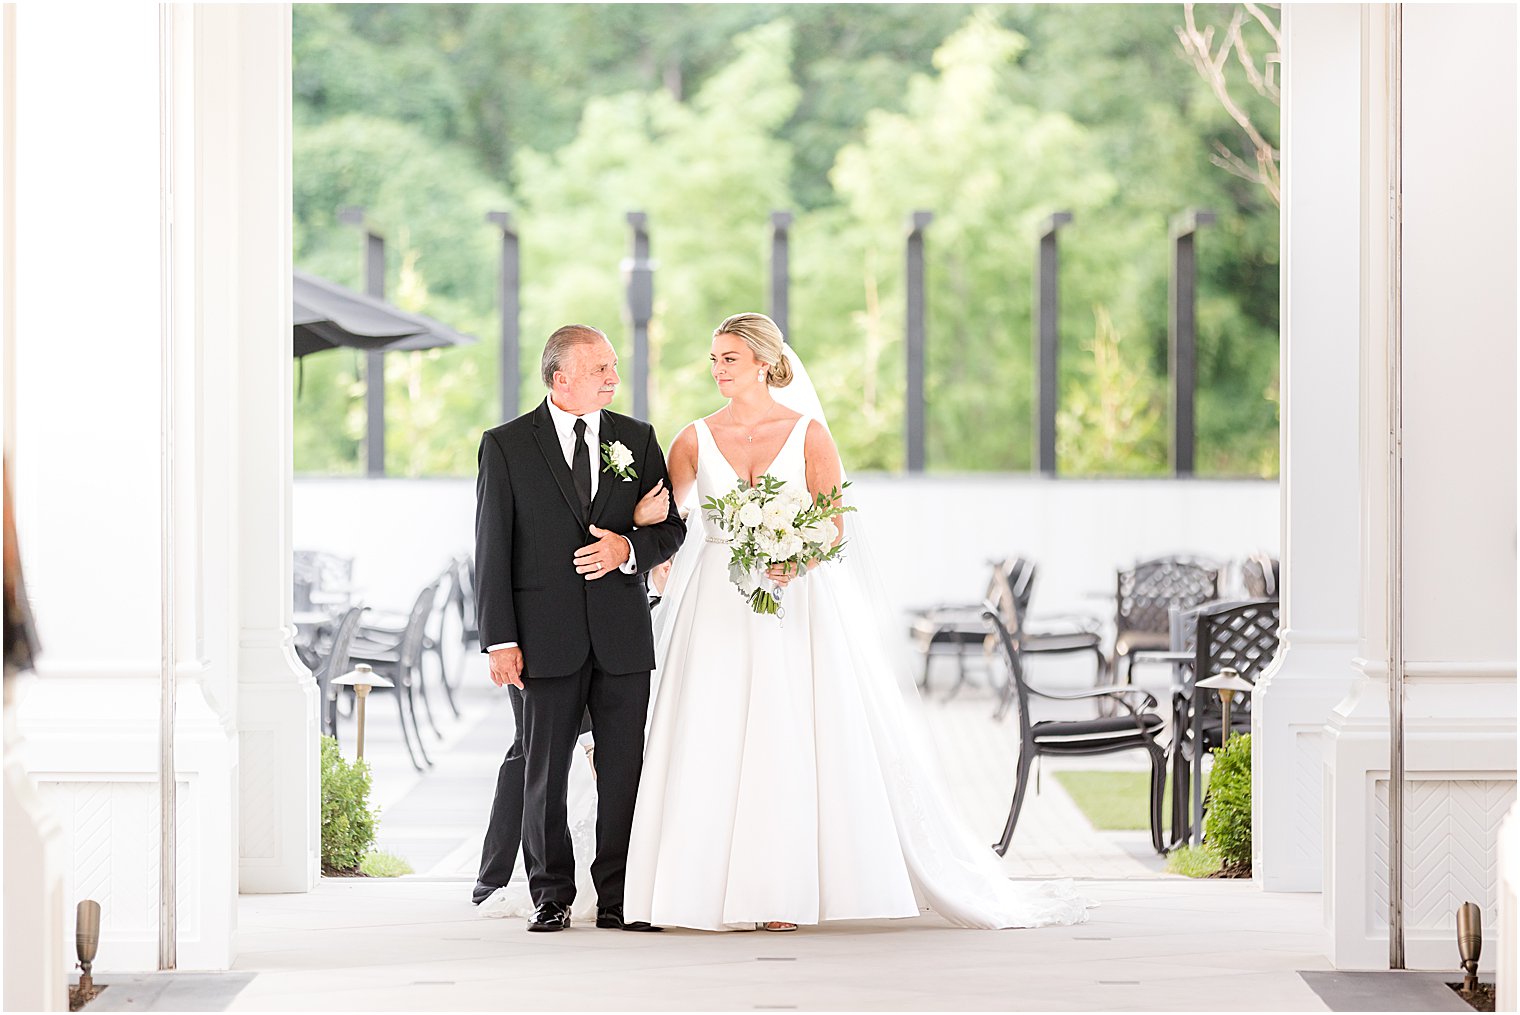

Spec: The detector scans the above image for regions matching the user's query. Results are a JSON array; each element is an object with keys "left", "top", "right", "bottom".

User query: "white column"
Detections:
[
  {"left": 9, "top": 2, "right": 310, "bottom": 970},
  {"left": 1324, "top": 2, "right": 1517, "bottom": 970},
  {"left": 1251, "top": 3, "right": 1363, "bottom": 894},
  {"left": 12, "top": 2, "right": 240, "bottom": 972},
  {"left": 193, "top": 3, "right": 320, "bottom": 896}
]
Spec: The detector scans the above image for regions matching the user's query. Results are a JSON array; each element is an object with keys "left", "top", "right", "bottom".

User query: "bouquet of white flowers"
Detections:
[{"left": 701, "top": 474, "right": 855, "bottom": 616}]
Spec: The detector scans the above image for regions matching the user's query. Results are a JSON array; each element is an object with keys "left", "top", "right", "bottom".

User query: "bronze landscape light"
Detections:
[
  {"left": 331, "top": 663, "right": 394, "bottom": 759},
  {"left": 75, "top": 899, "right": 100, "bottom": 993},
  {"left": 1457, "top": 901, "right": 1482, "bottom": 993},
  {"left": 1195, "top": 667, "right": 1254, "bottom": 744}
]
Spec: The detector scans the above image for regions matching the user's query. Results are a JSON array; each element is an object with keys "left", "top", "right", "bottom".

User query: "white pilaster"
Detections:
[
  {"left": 1324, "top": 2, "right": 1517, "bottom": 971},
  {"left": 1252, "top": 3, "right": 1363, "bottom": 894},
  {"left": 192, "top": 3, "right": 320, "bottom": 896}
]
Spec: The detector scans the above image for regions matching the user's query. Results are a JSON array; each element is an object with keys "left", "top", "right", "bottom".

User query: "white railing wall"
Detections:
[{"left": 295, "top": 474, "right": 1279, "bottom": 625}]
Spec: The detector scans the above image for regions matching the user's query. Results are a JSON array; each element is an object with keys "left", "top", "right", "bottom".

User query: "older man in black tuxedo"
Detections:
[{"left": 475, "top": 324, "right": 684, "bottom": 932}]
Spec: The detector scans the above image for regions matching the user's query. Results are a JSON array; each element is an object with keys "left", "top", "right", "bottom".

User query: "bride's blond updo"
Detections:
[{"left": 713, "top": 312, "right": 793, "bottom": 388}]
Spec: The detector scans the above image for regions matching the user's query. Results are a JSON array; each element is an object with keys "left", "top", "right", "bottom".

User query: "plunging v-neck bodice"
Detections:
[
  {"left": 696, "top": 414, "right": 809, "bottom": 486},
  {"left": 693, "top": 414, "right": 809, "bottom": 542}
]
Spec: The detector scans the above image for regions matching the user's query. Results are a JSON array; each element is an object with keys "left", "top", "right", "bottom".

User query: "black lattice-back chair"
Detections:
[
  {"left": 1111, "top": 556, "right": 1220, "bottom": 690},
  {"left": 990, "top": 560, "right": 1108, "bottom": 720},
  {"left": 1169, "top": 597, "right": 1281, "bottom": 846},
  {"left": 349, "top": 580, "right": 440, "bottom": 772},
  {"left": 983, "top": 609, "right": 1169, "bottom": 857},
  {"left": 1241, "top": 553, "right": 1280, "bottom": 599}
]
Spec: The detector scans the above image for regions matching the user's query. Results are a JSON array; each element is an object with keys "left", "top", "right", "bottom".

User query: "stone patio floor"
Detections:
[
  {"left": 360, "top": 647, "right": 1169, "bottom": 883},
  {"left": 155, "top": 647, "right": 1344, "bottom": 1012},
  {"left": 225, "top": 877, "right": 1331, "bottom": 1012}
]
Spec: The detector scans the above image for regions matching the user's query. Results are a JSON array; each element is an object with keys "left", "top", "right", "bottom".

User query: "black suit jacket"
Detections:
[{"left": 474, "top": 399, "right": 686, "bottom": 678}]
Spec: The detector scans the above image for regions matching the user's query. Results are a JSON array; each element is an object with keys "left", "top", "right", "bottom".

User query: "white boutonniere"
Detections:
[{"left": 601, "top": 440, "right": 637, "bottom": 482}]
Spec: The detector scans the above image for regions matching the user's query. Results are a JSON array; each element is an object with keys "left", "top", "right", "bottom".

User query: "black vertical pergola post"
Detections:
[
  {"left": 769, "top": 210, "right": 792, "bottom": 341},
  {"left": 623, "top": 212, "right": 654, "bottom": 421},
  {"left": 486, "top": 211, "right": 520, "bottom": 422},
  {"left": 1168, "top": 209, "right": 1215, "bottom": 477},
  {"left": 339, "top": 205, "right": 386, "bottom": 477},
  {"left": 1034, "top": 211, "right": 1073, "bottom": 476},
  {"left": 905, "top": 210, "right": 934, "bottom": 473}
]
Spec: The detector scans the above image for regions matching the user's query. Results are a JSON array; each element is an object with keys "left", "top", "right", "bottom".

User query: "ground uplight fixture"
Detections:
[
  {"left": 1457, "top": 901, "right": 1481, "bottom": 992},
  {"left": 76, "top": 899, "right": 101, "bottom": 992},
  {"left": 332, "top": 663, "right": 394, "bottom": 759},
  {"left": 1195, "top": 667, "right": 1254, "bottom": 745}
]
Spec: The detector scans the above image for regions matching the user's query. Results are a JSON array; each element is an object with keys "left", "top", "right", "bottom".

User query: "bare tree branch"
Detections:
[{"left": 1176, "top": 3, "right": 1282, "bottom": 205}]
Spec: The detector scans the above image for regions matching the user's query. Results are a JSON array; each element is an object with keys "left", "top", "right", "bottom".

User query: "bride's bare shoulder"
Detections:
[
  {"left": 669, "top": 423, "right": 699, "bottom": 463},
  {"left": 803, "top": 418, "right": 837, "bottom": 455}
]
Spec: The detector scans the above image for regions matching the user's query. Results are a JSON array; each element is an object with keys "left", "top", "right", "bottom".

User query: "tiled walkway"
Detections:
[
  {"left": 201, "top": 646, "right": 1350, "bottom": 1012},
  {"left": 226, "top": 877, "right": 1330, "bottom": 1011},
  {"left": 352, "top": 646, "right": 1169, "bottom": 885}
]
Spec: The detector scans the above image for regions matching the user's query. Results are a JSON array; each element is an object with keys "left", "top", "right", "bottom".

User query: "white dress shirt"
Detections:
[{"left": 487, "top": 397, "right": 638, "bottom": 653}]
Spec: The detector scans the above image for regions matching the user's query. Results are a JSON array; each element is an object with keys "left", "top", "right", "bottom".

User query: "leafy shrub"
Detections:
[
  {"left": 320, "top": 735, "right": 376, "bottom": 872},
  {"left": 1204, "top": 732, "right": 1252, "bottom": 873}
]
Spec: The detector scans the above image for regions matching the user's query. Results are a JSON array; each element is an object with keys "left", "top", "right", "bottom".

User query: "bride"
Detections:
[{"left": 619, "top": 313, "right": 1091, "bottom": 932}]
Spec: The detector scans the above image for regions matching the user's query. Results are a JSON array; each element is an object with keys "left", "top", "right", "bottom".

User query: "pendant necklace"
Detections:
[{"left": 727, "top": 404, "right": 771, "bottom": 444}]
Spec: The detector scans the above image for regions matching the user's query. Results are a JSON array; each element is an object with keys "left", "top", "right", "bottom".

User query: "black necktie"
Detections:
[{"left": 572, "top": 418, "right": 592, "bottom": 518}]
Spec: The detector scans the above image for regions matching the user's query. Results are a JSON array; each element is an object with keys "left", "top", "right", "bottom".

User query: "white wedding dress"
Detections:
[{"left": 484, "top": 348, "right": 1092, "bottom": 932}]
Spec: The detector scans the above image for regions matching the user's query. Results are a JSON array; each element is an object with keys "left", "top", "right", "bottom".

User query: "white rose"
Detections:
[
  {"left": 762, "top": 499, "right": 793, "bottom": 530},
  {"left": 608, "top": 441, "right": 634, "bottom": 471},
  {"left": 737, "top": 502, "right": 764, "bottom": 528},
  {"left": 755, "top": 530, "right": 782, "bottom": 559},
  {"left": 783, "top": 487, "right": 811, "bottom": 513},
  {"left": 776, "top": 534, "right": 804, "bottom": 560},
  {"left": 804, "top": 520, "right": 835, "bottom": 545}
]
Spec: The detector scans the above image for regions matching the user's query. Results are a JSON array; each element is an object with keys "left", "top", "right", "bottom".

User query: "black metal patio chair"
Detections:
[
  {"left": 983, "top": 608, "right": 1169, "bottom": 857},
  {"left": 989, "top": 559, "right": 1107, "bottom": 721},
  {"left": 1166, "top": 597, "right": 1281, "bottom": 846},
  {"left": 363, "top": 562, "right": 462, "bottom": 723},
  {"left": 310, "top": 605, "right": 365, "bottom": 738},
  {"left": 1109, "top": 556, "right": 1220, "bottom": 692},
  {"left": 348, "top": 580, "right": 439, "bottom": 772},
  {"left": 909, "top": 561, "right": 1010, "bottom": 696},
  {"left": 452, "top": 555, "right": 480, "bottom": 652}
]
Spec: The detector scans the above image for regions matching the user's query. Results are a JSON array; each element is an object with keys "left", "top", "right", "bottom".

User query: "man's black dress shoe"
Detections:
[
  {"left": 527, "top": 901, "right": 572, "bottom": 932},
  {"left": 596, "top": 905, "right": 663, "bottom": 932}
]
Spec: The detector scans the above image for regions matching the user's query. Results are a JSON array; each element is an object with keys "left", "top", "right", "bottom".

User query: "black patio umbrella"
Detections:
[{"left": 293, "top": 269, "right": 476, "bottom": 358}]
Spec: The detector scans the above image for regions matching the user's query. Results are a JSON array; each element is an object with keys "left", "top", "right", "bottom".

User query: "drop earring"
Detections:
[{"left": 757, "top": 370, "right": 765, "bottom": 382}]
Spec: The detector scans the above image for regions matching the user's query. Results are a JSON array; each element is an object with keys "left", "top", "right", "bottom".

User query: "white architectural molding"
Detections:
[
  {"left": 1252, "top": 3, "right": 1364, "bottom": 894},
  {"left": 1324, "top": 2, "right": 1517, "bottom": 971}
]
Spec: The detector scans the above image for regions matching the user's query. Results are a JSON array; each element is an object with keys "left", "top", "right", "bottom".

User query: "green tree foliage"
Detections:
[{"left": 293, "top": 4, "right": 1279, "bottom": 478}]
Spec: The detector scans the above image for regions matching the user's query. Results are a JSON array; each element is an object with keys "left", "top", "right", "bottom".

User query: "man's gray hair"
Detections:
[{"left": 540, "top": 324, "right": 608, "bottom": 388}]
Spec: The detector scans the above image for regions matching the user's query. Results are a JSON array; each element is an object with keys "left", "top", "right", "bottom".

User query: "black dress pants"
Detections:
[
  {"left": 520, "top": 655, "right": 650, "bottom": 909},
  {"left": 474, "top": 686, "right": 591, "bottom": 904}
]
